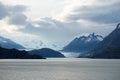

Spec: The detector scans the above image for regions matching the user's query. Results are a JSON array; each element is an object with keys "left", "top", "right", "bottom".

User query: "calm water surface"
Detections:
[{"left": 0, "top": 58, "right": 120, "bottom": 80}]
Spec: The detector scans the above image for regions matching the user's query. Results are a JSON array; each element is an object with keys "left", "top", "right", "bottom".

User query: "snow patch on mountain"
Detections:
[
  {"left": 12, "top": 37, "right": 61, "bottom": 50},
  {"left": 62, "top": 33, "right": 103, "bottom": 52}
]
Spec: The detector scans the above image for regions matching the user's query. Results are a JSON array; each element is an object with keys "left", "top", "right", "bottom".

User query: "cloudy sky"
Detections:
[{"left": 0, "top": 0, "right": 120, "bottom": 49}]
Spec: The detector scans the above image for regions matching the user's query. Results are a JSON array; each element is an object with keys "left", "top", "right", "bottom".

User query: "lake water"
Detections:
[{"left": 0, "top": 58, "right": 120, "bottom": 80}]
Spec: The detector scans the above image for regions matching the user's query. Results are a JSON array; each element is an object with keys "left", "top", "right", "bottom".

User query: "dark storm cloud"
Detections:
[
  {"left": 8, "top": 13, "right": 27, "bottom": 25},
  {"left": 65, "top": 2, "right": 120, "bottom": 24},
  {"left": 9, "top": 5, "right": 27, "bottom": 13},
  {"left": 0, "top": 2, "right": 9, "bottom": 19},
  {"left": 8, "top": 4, "right": 28, "bottom": 26},
  {"left": 0, "top": 2, "right": 28, "bottom": 26}
]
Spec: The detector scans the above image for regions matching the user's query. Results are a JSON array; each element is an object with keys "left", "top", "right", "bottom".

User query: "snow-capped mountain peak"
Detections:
[
  {"left": 62, "top": 33, "right": 103, "bottom": 52},
  {"left": 85, "top": 33, "right": 103, "bottom": 43}
]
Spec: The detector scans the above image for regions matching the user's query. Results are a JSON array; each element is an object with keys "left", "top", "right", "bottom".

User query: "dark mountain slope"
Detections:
[
  {"left": 80, "top": 23, "right": 120, "bottom": 58},
  {"left": 0, "top": 47, "right": 45, "bottom": 59},
  {"left": 29, "top": 48, "right": 65, "bottom": 58}
]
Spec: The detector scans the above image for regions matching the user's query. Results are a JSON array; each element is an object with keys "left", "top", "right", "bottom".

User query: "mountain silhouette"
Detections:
[{"left": 0, "top": 46, "right": 45, "bottom": 59}]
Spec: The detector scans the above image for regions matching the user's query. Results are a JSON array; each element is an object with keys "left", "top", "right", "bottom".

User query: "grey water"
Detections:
[{"left": 0, "top": 58, "right": 120, "bottom": 80}]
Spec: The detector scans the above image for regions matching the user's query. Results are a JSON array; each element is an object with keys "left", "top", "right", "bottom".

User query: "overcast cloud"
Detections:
[{"left": 0, "top": 0, "right": 120, "bottom": 48}]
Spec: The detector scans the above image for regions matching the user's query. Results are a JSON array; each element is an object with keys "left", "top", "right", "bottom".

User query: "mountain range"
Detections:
[
  {"left": 0, "top": 36, "right": 25, "bottom": 49},
  {"left": 62, "top": 33, "right": 103, "bottom": 52},
  {"left": 79, "top": 23, "right": 120, "bottom": 58},
  {"left": 0, "top": 23, "right": 120, "bottom": 59},
  {"left": 0, "top": 36, "right": 65, "bottom": 58}
]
